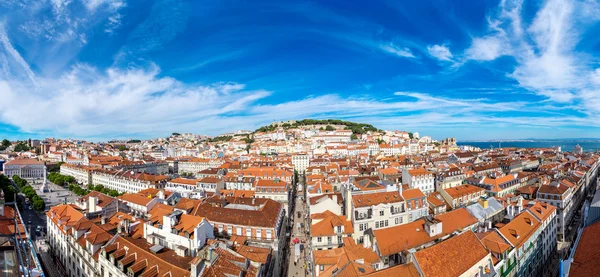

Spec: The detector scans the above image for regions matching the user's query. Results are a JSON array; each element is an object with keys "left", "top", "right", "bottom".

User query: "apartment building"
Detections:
[
  {"left": 292, "top": 153, "right": 309, "bottom": 172},
  {"left": 165, "top": 177, "right": 200, "bottom": 198},
  {"left": 403, "top": 167, "right": 435, "bottom": 195},
  {"left": 348, "top": 187, "right": 428, "bottom": 244},
  {"left": 465, "top": 173, "right": 522, "bottom": 197},
  {"left": 46, "top": 205, "right": 112, "bottom": 277},
  {"left": 371, "top": 208, "right": 478, "bottom": 268},
  {"left": 178, "top": 158, "right": 224, "bottom": 174},
  {"left": 60, "top": 164, "right": 93, "bottom": 184},
  {"left": 143, "top": 210, "right": 214, "bottom": 257},
  {"left": 440, "top": 184, "right": 486, "bottom": 209},
  {"left": 197, "top": 176, "right": 225, "bottom": 193},
  {"left": 435, "top": 167, "right": 466, "bottom": 191},
  {"left": 310, "top": 211, "right": 353, "bottom": 250},
  {"left": 91, "top": 169, "right": 168, "bottom": 193},
  {"left": 191, "top": 197, "right": 286, "bottom": 249},
  {"left": 118, "top": 193, "right": 160, "bottom": 217},
  {"left": 98, "top": 235, "right": 192, "bottom": 277},
  {"left": 254, "top": 178, "right": 289, "bottom": 204},
  {"left": 224, "top": 176, "right": 256, "bottom": 190},
  {"left": 536, "top": 181, "right": 573, "bottom": 241}
]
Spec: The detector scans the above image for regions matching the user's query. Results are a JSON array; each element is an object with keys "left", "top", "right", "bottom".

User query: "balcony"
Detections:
[
  {"left": 390, "top": 206, "right": 405, "bottom": 215},
  {"left": 354, "top": 211, "right": 373, "bottom": 221}
]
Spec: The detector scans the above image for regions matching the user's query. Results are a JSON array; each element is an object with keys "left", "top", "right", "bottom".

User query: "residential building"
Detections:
[
  {"left": 536, "top": 181, "right": 574, "bottom": 241},
  {"left": 403, "top": 167, "right": 435, "bottom": 195},
  {"left": 310, "top": 211, "right": 353, "bottom": 250},
  {"left": 60, "top": 164, "right": 93, "bottom": 185},
  {"left": 46, "top": 204, "right": 112, "bottom": 277},
  {"left": 143, "top": 210, "right": 215, "bottom": 257},
  {"left": 91, "top": 169, "right": 168, "bottom": 194},
  {"left": 440, "top": 184, "right": 486, "bottom": 209},
  {"left": 370, "top": 208, "right": 479, "bottom": 268},
  {"left": 292, "top": 153, "right": 309, "bottom": 173}
]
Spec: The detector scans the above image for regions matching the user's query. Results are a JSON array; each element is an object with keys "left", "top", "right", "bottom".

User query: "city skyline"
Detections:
[{"left": 1, "top": 0, "right": 600, "bottom": 140}]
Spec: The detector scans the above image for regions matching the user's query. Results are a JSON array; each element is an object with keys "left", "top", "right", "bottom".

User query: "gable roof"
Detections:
[{"left": 413, "top": 231, "right": 489, "bottom": 277}]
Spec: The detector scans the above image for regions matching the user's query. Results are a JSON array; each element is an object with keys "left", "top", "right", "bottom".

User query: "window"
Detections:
[
  {"left": 379, "top": 210, "right": 384, "bottom": 216},
  {"left": 375, "top": 222, "right": 379, "bottom": 228},
  {"left": 227, "top": 226, "right": 232, "bottom": 235},
  {"left": 327, "top": 237, "right": 332, "bottom": 244},
  {"left": 317, "top": 237, "right": 322, "bottom": 242},
  {"left": 256, "top": 229, "right": 262, "bottom": 238},
  {"left": 266, "top": 230, "right": 272, "bottom": 239},
  {"left": 236, "top": 227, "right": 242, "bottom": 235},
  {"left": 246, "top": 228, "right": 252, "bottom": 237}
]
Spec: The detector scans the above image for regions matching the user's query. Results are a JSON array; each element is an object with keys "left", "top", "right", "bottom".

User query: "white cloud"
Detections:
[
  {"left": 427, "top": 44, "right": 453, "bottom": 61},
  {"left": 0, "top": 24, "right": 37, "bottom": 85},
  {"left": 464, "top": 0, "right": 600, "bottom": 110},
  {"left": 466, "top": 36, "right": 507, "bottom": 61},
  {"left": 379, "top": 42, "right": 415, "bottom": 58},
  {"left": 0, "top": 58, "right": 549, "bottom": 138}
]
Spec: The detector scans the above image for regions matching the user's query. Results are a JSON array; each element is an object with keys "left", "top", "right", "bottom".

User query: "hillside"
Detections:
[{"left": 255, "top": 119, "right": 380, "bottom": 135}]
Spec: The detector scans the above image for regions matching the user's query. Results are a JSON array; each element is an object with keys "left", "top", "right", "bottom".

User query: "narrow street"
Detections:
[{"left": 287, "top": 174, "right": 311, "bottom": 277}]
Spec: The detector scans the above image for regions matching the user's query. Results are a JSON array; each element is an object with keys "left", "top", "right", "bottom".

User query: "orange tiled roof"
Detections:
[
  {"left": 374, "top": 208, "right": 478, "bottom": 256},
  {"left": 414, "top": 231, "right": 489, "bottom": 277},
  {"left": 352, "top": 191, "right": 403, "bottom": 208}
]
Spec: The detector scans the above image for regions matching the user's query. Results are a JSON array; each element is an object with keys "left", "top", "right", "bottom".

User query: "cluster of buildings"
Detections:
[{"left": 3, "top": 124, "right": 600, "bottom": 276}]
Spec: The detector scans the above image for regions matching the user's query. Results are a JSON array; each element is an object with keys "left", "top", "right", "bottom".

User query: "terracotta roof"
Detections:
[
  {"left": 5, "top": 158, "right": 43, "bottom": 165},
  {"left": 374, "top": 208, "right": 478, "bottom": 256},
  {"left": 407, "top": 167, "right": 432, "bottom": 177},
  {"left": 570, "top": 220, "right": 600, "bottom": 276},
  {"left": 311, "top": 214, "right": 353, "bottom": 236},
  {"left": 443, "top": 184, "right": 484, "bottom": 199},
  {"left": 414, "top": 231, "right": 489, "bottom": 277},
  {"left": 169, "top": 178, "right": 200, "bottom": 185},
  {"left": 352, "top": 191, "right": 403, "bottom": 208},
  {"left": 118, "top": 193, "right": 153, "bottom": 206},
  {"left": 498, "top": 210, "right": 541, "bottom": 248},
  {"left": 103, "top": 236, "right": 191, "bottom": 277},
  {"left": 199, "top": 177, "right": 222, "bottom": 184},
  {"left": 480, "top": 230, "right": 512, "bottom": 255},
  {"left": 402, "top": 188, "right": 425, "bottom": 199},
  {"left": 192, "top": 197, "right": 283, "bottom": 228},
  {"left": 364, "top": 263, "right": 420, "bottom": 277}
]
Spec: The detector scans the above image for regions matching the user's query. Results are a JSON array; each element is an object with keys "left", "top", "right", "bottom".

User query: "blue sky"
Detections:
[{"left": 1, "top": 0, "right": 600, "bottom": 141}]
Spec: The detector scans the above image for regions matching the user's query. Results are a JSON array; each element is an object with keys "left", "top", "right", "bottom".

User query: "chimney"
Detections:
[
  {"left": 478, "top": 197, "right": 488, "bottom": 209},
  {"left": 0, "top": 191, "right": 4, "bottom": 217},
  {"left": 345, "top": 186, "right": 352, "bottom": 217},
  {"left": 89, "top": 196, "right": 98, "bottom": 213}
]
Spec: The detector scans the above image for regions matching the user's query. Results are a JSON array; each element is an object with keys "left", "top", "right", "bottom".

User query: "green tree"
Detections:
[
  {"left": 117, "top": 145, "right": 128, "bottom": 151},
  {"left": 1, "top": 139, "right": 10, "bottom": 148},
  {"left": 14, "top": 142, "right": 30, "bottom": 152},
  {"left": 325, "top": 125, "right": 335, "bottom": 131},
  {"left": 350, "top": 134, "right": 358, "bottom": 140},
  {"left": 408, "top": 132, "right": 414, "bottom": 139},
  {"left": 32, "top": 198, "right": 45, "bottom": 211}
]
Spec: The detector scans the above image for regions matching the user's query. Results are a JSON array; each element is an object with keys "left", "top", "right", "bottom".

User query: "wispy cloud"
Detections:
[
  {"left": 379, "top": 42, "right": 415, "bottom": 58},
  {"left": 0, "top": 24, "right": 37, "bottom": 85},
  {"left": 463, "top": 0, "right": 600, "bottom": 108},
  {"left": 427, "top": 44, "right": 453, "bottom": 61}
]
